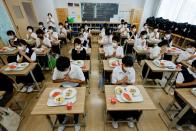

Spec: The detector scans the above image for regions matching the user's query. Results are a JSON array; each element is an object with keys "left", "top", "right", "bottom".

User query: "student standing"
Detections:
[
  {"left": 110, "top": 56, "right": 142, "bottom": 128},
  {"left": 26, "top": 26, "right": 37, "bottom": 47},
  {"left": 46, "top": 13, "right": 56, "bottom": 29},
  {"left": 58, "top": 22, "right": 67, "bottom": 45},
  {"left": 52, "top": 56, "right": 85, "bottom": 131}
]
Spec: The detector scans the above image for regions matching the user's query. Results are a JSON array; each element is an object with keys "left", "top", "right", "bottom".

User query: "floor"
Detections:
[{"left": 14, "top": 40, "right": 182, "bottom": 131}]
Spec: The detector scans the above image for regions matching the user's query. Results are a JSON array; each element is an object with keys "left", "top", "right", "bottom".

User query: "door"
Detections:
[{"left": 4, "top": 0, "right": 38, "bottom": 38}]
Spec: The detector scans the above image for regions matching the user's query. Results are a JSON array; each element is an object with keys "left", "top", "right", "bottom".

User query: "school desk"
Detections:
[
  {"left": 104, "top": 85, "right": 157, "bottom": 131},
  {"left": 69, "top": 48, "right": 91, "bottom": 56},
  {"left": 35, "top": 48, "right": 50, "bottom": 56},
  {"left": 181, "top": 60, "right": 191, "bottom": 68},
  {"left": 31, "top": 83, "right": 87, "bottom": 131},
  {"left": 0, "top": 48, "right": 18, "bottom": 64},
  {"left": 159, "top": 88, "right": 196, "bottom": 130}
]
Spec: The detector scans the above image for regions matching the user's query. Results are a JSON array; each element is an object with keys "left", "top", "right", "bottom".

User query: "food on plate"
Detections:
[
  {"left": 115, "top": 86, "right": 124, "bottom": 94},
  {"left": 63, "top": 88, "right": 77, "bottom": 98},
  {"left": 65, "top": 89, "right": 72, "bottom": 97},
  {"left": 52, "top": 92, "right": 61, "bottom": 97},
  {"left": 54, "top": 96, "right": 64, "bottom": 104},
  {"left": 49, "top": 89, "right": 62, "bottom": 98},
  {"left": 122, "top": 92, "right": 132, "bottom": 101},
  {"left": 9, "top": 65, "right": 17, "bottom": 69}
]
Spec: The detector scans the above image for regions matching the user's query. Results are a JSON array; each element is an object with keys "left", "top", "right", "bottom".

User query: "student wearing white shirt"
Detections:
[
  {"left": 174, "top": 60, "right": 196, "bottom": 130},
  {"left": 99, "top": 28, "right": 113, "bottom": 58},
  {"left": 99, "top": 23, "right": 107, "bottom": 38},
  {"left": 161, "top": 30, "right": 173, "bottom": 47},
  {"left": 83, "top": 29, "right": 91, "bottom": 48},
  {"left": 46, "top": 13, "right": 55, "bottom": 29},
  {"left": 52, "top": 56, "right": 85, "bottom": 131},
  {"left": 134, "top": 31, "right": 148, "bottom": 64},
  {"left": 110, "top": 56, "right": 142, "bottom": 129},
  {"left": 118, "top": 19, "right": 125, "bottom": 31},
  {"left": 65, "top": 21, "right": 72, "bottom": 41},
  {"left": 48, "top": 26, "right": 60, "bottom": 55},
  {"left": 26, "top": 26, "right": 37, "bottom": 47},
  {"left": 112, "top": 36, "right": 124, "bottom": 58},
  {"left": 176, "top": 42, "right": 196, "bottom": 63},
  {"left": 141, "top": 23, "right": 150, "bottom": 37},
  {"left": 15, "top": 40, "right": 44, "bottom": 93},
  {"left": 148, "top": 26, "right": 161, "bottom": 45},
  {"left": 38, "top": 22, "right": 47, "bottom": 33},
  {"left": 58, "top": 22, "right": 67, "bottom": 44}
]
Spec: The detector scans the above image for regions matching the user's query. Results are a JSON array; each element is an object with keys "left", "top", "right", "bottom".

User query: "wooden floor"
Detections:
[{"left": 15, "top": 41, "right": 183, "bottom": 131}]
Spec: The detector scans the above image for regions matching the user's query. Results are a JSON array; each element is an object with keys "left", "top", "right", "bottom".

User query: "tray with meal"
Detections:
[
  {"left": 114, "top": 86, "right": 143, "bottom": 103},
  {"left": 153, "top": 59, "right": 176, "bottom": 69},
  {"left": 4, "top": 62, "right": 29, "bottom": 71},
  {"left": 108, "top": 58, "right": 122, "bottom": 68},
  {"left": 47, "top": 87, "right": 77, "bottom": 107}
]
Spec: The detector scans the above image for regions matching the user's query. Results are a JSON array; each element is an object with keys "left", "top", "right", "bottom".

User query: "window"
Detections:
[{"left": 156, "top": 0, "right": 196, "bottom": 24}]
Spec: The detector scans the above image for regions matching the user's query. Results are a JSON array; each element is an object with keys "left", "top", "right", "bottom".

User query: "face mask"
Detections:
[
  {"left": 48, "top": 15, "right": 52, "bottom": 18},
  {"left": 75, "top": 45, "right": 81, "bottom": 49},
  {"left": 9, "top": 36, "right": 14, "bottom": 39},
  {"left": 66, "top": 23, "right": 68, "bottom": 26},
  {"left": 48, "top": 30, "right": 53, "bottom": 33},
  {"left": 124, "top": 25, "right": 127, "bottom": 28},
  {"left": 112, "top": 42, "right": 118, "bottom": 48},
  {"left": 154, "top": 29, "right": 158, "bottom": 32},
  {"left": 39, "top": 25, "right": 43, "bottom": 28},
  {"left": 59, "top": 25, "right": 63, "bottom": 29},
  {"left": 18, "top": 46, "right": 25, "bottom": 51},
  {"left": 123, "top": 67, "right": 130, "bottom": 72},
  {"left": 28, "top": 29, "right": 32, "bottom": 33},
  {"left": 165, "top": 34, "right": 171, "bottom": 39},
  {"left": 133, "top": 28, "right": 136, "bottom": 32},
  {"left": 144, "top": 26, "right": 148, "bottom": 29},
  {"left": 143, "top": 35, "right": 147, "bottom": 39},
  {"left": 85, "top": 26, "right": 88, "bottom": 30}
]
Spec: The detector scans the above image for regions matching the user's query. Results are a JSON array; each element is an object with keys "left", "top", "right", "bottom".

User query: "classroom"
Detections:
[{"left": 0, "top": 0, "right": 196, "bottom": 131}]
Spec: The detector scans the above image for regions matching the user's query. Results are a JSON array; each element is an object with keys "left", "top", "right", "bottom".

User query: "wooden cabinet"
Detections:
[
  {"left": 130, "top": 9, "right": 143, "bottom": 29},
  {"left": 56, "top": 8, "right": 68, "bottom": 23}
]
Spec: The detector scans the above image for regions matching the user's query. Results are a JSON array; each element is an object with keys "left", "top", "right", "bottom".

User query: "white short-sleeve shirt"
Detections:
[
  {"left": 100, "top": 35, "right": 113, "bottom": 48},
  {"left": 114, "top": 46, "right": 124, "bottom": 58},
  {"left": 36, "top": 37, "right": 51, "bottom": 48},
  {"left": 17, "top": 48, "right": 36, "bottom": 62},
  {"left": 52, "top": 64, "right": 85, "bottom": 82},
  {"left": 26, "top": 32, "right": 37, "bottom": 40},
  {"left": 111, "top": 66, "right": 135, "bottom": 84},
  {"left": 176, "top": 68, "right": 196, "bottom": 84},
  {"left": 134, "top": 37, "right": 147, "bottom": 50}
]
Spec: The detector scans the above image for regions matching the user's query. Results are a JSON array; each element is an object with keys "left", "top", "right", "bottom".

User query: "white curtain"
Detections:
[{"left": 156, "top": 0, "right": 196, "bottom": 24}]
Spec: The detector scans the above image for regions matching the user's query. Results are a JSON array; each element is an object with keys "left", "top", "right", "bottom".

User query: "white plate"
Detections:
[
  {"left": 62, "top": 88, "right": 77, "bottom": 99},
  {"left": 125, "top": 86, "right": 140, "bottom": 97},
  {"left": 47, "top": 96, "right": 77, "bottom": 107},
  {"left": 115, "top": 86, "right": 125, "bottom": 95},
  {"left": 71, "top": 60, "right": 84, "bottom": 67},
  {"left": 191, "top": 88, "right": 196, "bottom": 96}
]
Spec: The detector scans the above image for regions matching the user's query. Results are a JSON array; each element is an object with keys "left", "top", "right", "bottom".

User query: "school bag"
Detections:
[{"left": 48, "top": 55, "right": 57, "bottom": 70}]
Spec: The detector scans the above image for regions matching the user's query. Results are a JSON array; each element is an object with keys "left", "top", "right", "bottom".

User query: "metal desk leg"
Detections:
[
  {"left": 29, "top": 70, "right": 40, "bottom": 91},
  {"left": 142, "top": 67, "right": 150, "bottom": 85},
  {"left": 46, "top": 115, "right": 55, "bottom": 131},
  {"left": 163, "top": 72, "right": 177, "bottom": 94}
]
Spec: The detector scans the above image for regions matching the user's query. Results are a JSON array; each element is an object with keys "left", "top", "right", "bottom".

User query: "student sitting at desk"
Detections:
[
  {"left": 174, "top": 60, "right": 196, "bottom": 130},
  {"left": 124, "top": 25, "right": 137, "bottom": 54},
  {"left": 141, "top": 23, "right": 150, "bottom": 37},
  {"left": 0, "top": 72, "right": 14, "bottom": 106},
  {"left": 118, "top": 19, "right": 125, "bottom": 31},
  {"left": 78, "top": 33, "right": 89, "bottom": 50},
  {"left": 58, "top": 22, "right": 67, "bottom": 45},
  {"left": 48, "top": 26, "right": 61, "bottom": 56},
  {"left": 99, "top": 23, "right": 108, "bottom": 38},
  {"left": 134, "top": 31, "right": 148, "bottom": 65},
  {"left": 52, "top": 56, "right": 85, "bottom": 131},
  {"left": 15, "top": 40, "right": 44, "bottom": 93},
  {"left": 26, "top": 26, "right": 37, "bottom": 47},
  {"left": 71, "top": 38, "right": 87, "bottom": 60},
  {"left": 83, "top": 28, "right": 91, "bottom": 48},
  {"left": 6, "top": 30, "right": 25, "bottom": 63},
  {"left": 64, "top": 21, "right": 72, "bottom": 41},
  {"left": 148, "top": 26, "right": 161, "bottom": 45},
  {"left": 176, "top": 42, "right": 196, "bottom": 63},
  {"left": 161, "top": 30, "right": 173, "bottom": 47},
  {"left": 110, "top": 56, "right": 142, "bottom": 128},
  {"left": 38, "top": 22, "right": 47, "bottom": 33},
  {"left": 99, "top": 28, "right": 113, "bottom": 58},
  {"left": 112, "top": 36, "right": 124, "bottom": 59}
]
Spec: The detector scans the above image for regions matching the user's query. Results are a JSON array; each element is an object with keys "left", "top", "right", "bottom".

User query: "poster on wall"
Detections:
[{"left": 68, "top": 7, "right": 81, "bottom": 23}]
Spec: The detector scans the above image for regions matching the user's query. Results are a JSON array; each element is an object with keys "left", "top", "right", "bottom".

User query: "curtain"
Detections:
[{"left": 156, "top": 0, "right": 196, "bottom": 24}]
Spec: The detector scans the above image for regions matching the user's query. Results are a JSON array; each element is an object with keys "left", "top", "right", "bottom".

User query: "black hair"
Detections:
[
  {"left": 65, "top": 21, "right": 68, "bottom": 23},
  {"left": 17, "top": 39, "right": 28, "bottom": 47},
  {"left": 187, "top": 42, "right": 196, "bottom": 48},
  {"left": 27, "top": 26, "right": 34, "bottom": 31},
  {"left": 48, "top": 26, "right": 54, "bottom": 30},
  {"left": 103, "top": 23, "right": 108, "bottom": 28},
  {"left": 79, "top": 33, "right": 83, "bottom": 36},
  {"left": 192, "top": 60, "right": 196, "bottom": 68},
  {"left": 56, "top": 56, "right": 70, "bottom": 71},
  {"left": 154, "top": 26, "right": 159, "bottom": 29},
  {"left": 140, "top": 31, "right": 147, "bottom": 36},
  {"left": 158, "top": 40, "right": 169, "bottom": 47},
  {"left": 112, "top": 36, "right": 120, "bottom": 43},
  {"left": 121, "top": 19, "right": 125, "bottom": 24},
  {"left": 143, "top": 23, "right": 148, "bottom": 26},
  {"left": 122, "top": 55, "right": 134, "bottom": 67},
  {"left": 74, "top": 38, "right": 81, "bottom": 45},
  {"left": 131, "top": 25, "right": 136, "bottom": 29},
  {"left": 124, "top": 22, "right": 128, "bottom": 25},
  {"left": 165, "top": 30, "right": 172, "bottom": 34},
  {"left": 39, "top": 22, "right": 44, "bottom": 25},
  {"left": 59, "top": 22, "right": 63, "bottom": 26},
  {"left": 105, "top": 28, "right": 111, "bottom": 36},
  {"left": 36, "top": 29, "right": 44, "bottom": 35},
  {"left": 47, "top": 13, "right": 52, "bottom": 16},
  {"left": 7, "top": 30, "right": 15, "bottom": 36}
]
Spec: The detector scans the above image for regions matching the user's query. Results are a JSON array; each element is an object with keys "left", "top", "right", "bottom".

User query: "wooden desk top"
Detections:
[
  {"left": 104, "top": 85, "right": 157, "bottom": 111},
  {"left": 35, "top": 48, "right": 50, "bottom": 56},
  {"left": 175, "top": 88, "right": 196, "bottom": 112},
  {"left": 99, "top": 48, "right": 104, "bottom": 54},
  {"left": 181, "top": 61, "right": 191, "bottom": 68},
  {"left": 103, "top": 60, "right": 121, "bottom": 72},
  {"left": 31, "top": 83, "right": 86, "bottom": 115},
  {"left": 133, "top": 47, "right": 147, "bottom": 54},
  {"left": 145, "top": 60, "right": 180, "bottom": 72},
  {"left": 0, "top": 63, "right": 37, "bottom": 76},
  {"left": 0, "top": 48, "right": 18, "bottom": 56},
  {"left": 0, "top": 91, "right": 6, "bottom": 97}
]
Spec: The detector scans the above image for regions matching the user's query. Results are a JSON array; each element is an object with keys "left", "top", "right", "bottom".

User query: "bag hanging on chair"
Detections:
[
  {"left": 48, "top": 55, "right": 57, "bottom": 70},
  {"left": 0, "top": 107, "right": 21, "bottom": 131}
]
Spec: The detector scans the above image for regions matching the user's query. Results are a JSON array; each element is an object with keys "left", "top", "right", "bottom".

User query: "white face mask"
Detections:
[
  {"left": 48, "top": 15, "right": 52, "bottom": 18},
  {"left": 9, "top": 36, "right": 14, "bottom": 39},
  {"left": 49, "top": 29, "right": 53, "bottom": 33},
  {"left": 75, "top": 45, "right": 81, "bottom": 50},
  {"left": 59, "top": 25, "right": 63, "bottom": 29},
  {"left": 124, "top": 25, "right": 127, "bottom": 28},
  {"left": 28, "top": 29, "right": 32, "bottom": 33},
  {"left": 18, "top": 46, "right": 25, "bottom": 51},
  {"left": 165, "top": 34, "right": 171, "bottom": 39},
  {"left": 66, "top": 23, "right": 68, "bottom": 26},
  {"left": 112, "top": 42, "right": 118, "bottom": 48},
  {"left": 133, "top": 28, "right": 136, "bottom": 32},
  {"left": 39, "top": 25, "right": 43, "bottom": 28},
  {"left": 144, "top": 26, "right": 148, "bottom": 29},
  {"left": 85, "top": 26, "right": 88, "bottom": 30},
  {"left": 143, "top": 35, "right": 147, "bottom": 39}
]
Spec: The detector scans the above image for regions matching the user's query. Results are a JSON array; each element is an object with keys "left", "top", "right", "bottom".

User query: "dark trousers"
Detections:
[
  {"left": 124, "top": 44, "right": 133, "bottom": 55},
  {"left": 52, "top": 45, "right": 60, "bottom": 55},
  {"left": 174, "top": 91, "right": 196, "bottom": 125},
  {"left": 57, "top": 114, "right": 79, "bottom": 124},
  {"left": 0, "top": 93, "right": 13, "bottom": 106},
  {"left": 37, "top": 55, "right": 49, "bottom": 68},
  {"left": 109, "top": 111, "right": 142, "bottom": 121}
]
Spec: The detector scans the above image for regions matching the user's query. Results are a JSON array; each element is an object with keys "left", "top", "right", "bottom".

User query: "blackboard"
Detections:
[{"left": 81, "top": 3, "right": 119, "bottom": 21}]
